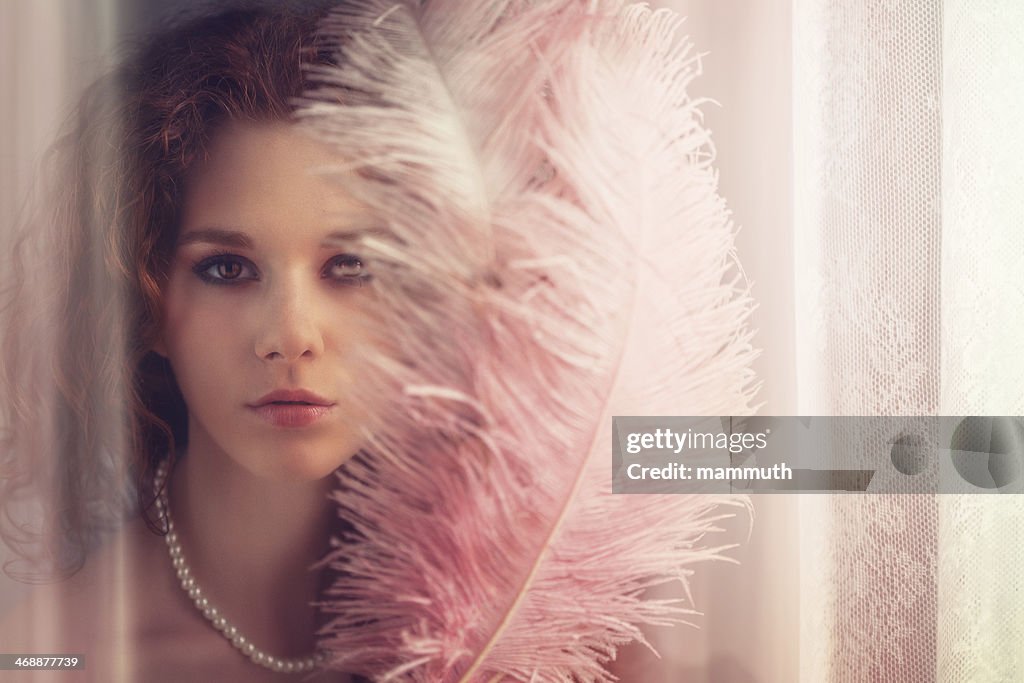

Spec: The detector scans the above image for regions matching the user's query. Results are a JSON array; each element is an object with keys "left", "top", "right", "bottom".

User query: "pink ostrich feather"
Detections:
[{"left": 297, "top": 1, "right": 760, "bottom": 681}]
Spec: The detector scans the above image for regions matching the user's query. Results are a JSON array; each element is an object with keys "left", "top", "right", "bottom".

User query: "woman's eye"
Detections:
[
  {"left": 325, "top": 254, "right": 368, "bottom": 283},
  {"left": 192, "top": 255, "right": 256, "bottom": 284},
  {"left": 189, "top": 253, "right": 368, "bottom": 286}
]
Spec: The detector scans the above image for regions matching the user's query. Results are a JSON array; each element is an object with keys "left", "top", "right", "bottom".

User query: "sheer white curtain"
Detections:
[
  {"left": 937, "top": 2, "right": 1024, "bottom": 680},
  {"left": 657, "top": 0, "right": 1024, "bottom": 680},
  {"left": 793, "top": 1, "right": 942, "bottom": 677},
  {"left": 797, "top": 2, "right": 1024, "bottom": 680},
  {"left": 0, "top": 0, "right": 120, "bottom": 617}
]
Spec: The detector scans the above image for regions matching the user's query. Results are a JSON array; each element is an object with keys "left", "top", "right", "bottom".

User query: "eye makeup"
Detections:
[
  {"left": 189, "top": 252, "right": 372, "bottom": 287},
  {"left": 191, "top": 252, "right": 257, "bottom": 285}
]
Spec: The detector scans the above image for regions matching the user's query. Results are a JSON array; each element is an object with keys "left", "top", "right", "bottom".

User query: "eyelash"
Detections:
[{"left": 191, "top": 252, "right": 371, "bottom": 287}]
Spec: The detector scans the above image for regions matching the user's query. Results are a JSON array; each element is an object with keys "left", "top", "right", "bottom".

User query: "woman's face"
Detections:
[{"left": 158, "top": 121, "right": 379, "bottom": 482}]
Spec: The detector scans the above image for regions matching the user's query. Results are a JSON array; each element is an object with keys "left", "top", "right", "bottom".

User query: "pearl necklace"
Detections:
[{"left": 154, "top": 460, "right": 326, "bottom": 674}]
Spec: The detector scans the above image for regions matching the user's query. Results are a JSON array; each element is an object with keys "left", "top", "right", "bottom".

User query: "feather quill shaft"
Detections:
[{"left": 298, "top": 1, "right": 759, "bottom": 680}]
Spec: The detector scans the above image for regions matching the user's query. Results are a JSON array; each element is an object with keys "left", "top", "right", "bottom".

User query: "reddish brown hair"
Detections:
[{"left": 0, "top": 4, "right": 340, "bottom": 581}]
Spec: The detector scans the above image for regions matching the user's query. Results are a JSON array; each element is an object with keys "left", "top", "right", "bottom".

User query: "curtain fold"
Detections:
[
  {"left": 793, "top": 1, "right": 941, "bottom": 680},
  {"left": 0, "top": 0, "right": 121, "bottom": 617}
]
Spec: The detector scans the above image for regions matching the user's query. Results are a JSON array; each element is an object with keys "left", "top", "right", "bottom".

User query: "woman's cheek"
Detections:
[
  {"left": 164, "top": 282, "right": 251, "bottom": 363},
  {"left": 188, "top": 297, "right": 252, "bottom": 355}
]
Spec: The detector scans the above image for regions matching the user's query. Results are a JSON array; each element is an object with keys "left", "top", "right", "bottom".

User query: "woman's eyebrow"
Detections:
[
  {"left": 176, "top": 227, "right": 252, "bottom": 249},
  {"left": 176, "top": 226, "right": 388, "bottom": 249},
  {"left": 321, "top": 227, "right": 388, "bottom": 245}
]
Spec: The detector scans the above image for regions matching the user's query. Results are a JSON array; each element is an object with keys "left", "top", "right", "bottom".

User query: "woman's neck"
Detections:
[{"left": 166, "top": 432, "right": 337, "bottom": 658}]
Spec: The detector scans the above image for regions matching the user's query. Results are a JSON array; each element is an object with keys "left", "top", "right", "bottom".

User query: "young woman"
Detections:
[
  {"left": 1, "top": 6, "right": 375, "bottom": 680},
  {"left": 2, "top": 1, "right": 755, "bottom": 680}
]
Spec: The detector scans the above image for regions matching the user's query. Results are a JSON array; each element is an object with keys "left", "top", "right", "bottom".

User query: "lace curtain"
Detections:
[
  {"left": 659, "top": 0, "right": 1024, "bottom": 680},
  {"left": 798, "top": 1, "right": 1023, "bottom": 679}
]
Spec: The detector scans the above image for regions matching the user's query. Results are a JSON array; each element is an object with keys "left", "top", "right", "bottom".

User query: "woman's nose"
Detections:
[{"left": 253, "top": 275, "right": 325, "bottom": 362}]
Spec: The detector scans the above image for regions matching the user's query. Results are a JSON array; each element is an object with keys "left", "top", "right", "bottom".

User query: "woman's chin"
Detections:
[{"left": 238, "top": 446, "right": 359, "bottom": 483}]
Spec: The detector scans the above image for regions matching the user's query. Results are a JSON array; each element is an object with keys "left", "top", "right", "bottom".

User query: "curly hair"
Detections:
[{"left": 0, "top": 3, "right": 341, "bottom": 582}]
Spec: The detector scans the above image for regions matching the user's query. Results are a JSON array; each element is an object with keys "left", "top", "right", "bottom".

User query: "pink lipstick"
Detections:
[{"left": 248, "top": 389, "right": 335, "bottom": 429}]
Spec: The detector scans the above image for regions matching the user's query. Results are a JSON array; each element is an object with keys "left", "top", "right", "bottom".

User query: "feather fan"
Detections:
[{"left": 297, "top": 1, "right": 760, "bottom": 680}]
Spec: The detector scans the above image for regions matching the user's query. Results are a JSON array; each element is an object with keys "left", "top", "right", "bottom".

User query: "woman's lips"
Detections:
[{"left": 249, "top": 402, "right": 334, "bottom": 428}]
